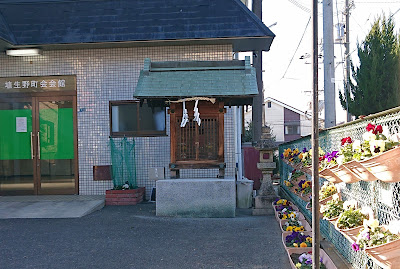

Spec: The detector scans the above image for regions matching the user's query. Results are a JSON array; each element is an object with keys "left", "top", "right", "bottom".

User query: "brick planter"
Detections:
[{"left": 105, "top": 187, "right": 145, "bottom": 206}]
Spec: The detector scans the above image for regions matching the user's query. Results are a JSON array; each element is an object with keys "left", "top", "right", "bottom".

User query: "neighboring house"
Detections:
[
  {"left": 0, "top": 0, "right": 274, "bottom": 197},
  {"left": 245, "top": 97, "right": 312, "bottom": 143}
]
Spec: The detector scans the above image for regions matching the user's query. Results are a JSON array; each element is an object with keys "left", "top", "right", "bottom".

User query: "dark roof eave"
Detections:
[
  {"left": 137, "top": 95, "right": 256, "bottom": 106},
  {"left": 4, "top": 36, "right": 275, "bottom": 52}
]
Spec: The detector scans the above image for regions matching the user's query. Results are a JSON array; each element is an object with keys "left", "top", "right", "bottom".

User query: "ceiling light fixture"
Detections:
[{"left": 6, "top": 48, "right": 41, "bottom": 57}]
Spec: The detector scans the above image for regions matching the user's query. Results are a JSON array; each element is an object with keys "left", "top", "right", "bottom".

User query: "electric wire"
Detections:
[{"left": 281, "top": 16, "right": 312, "bottom": 80}]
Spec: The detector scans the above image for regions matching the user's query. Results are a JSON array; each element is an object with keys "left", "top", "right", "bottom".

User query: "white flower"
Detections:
[
  {"left": 363, "top": 131, "right": 376, "bottom": 141},
  {"left": 332, "top": 193, "right": 340, "bottom": 201},
  {"left": 298, "top": 221, "right": 303, "bottom": 226},
  {"left": 337, "top": 155, "right": 345, "bottom": 165},
  {"left": 370, "top": 140, "right": 386, "bottom": 155},
  {"left": 387, "top": 220, "right": 400, "bottom": 234},
  {"left": 343, "top": 200, "right": 357, "bottom": 210},
  {"left": 389, "top": 133, "right": 400, "bottom": 143},
  {"left": 282, "top": 208, "right": 287, "bottom": 213},
  {"left": 352, "top": 140, "right": 361, "bottom": 151}
]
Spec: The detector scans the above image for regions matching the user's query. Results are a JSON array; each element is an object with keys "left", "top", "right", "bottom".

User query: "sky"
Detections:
[{"left": 241, "top": 0, "right": 400, "bottom": 124}]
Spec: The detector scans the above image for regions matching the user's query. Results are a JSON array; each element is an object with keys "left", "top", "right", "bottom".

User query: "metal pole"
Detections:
[
  {"left": 252, "top": 0, "right": 263, "bottom": 143},
  {"left": 312, "top": 0, "right": 320, "bottom": 268},
  {"left": 323, "top": 0, "right": 336, "bottom": 128},
  {"left": 345, "top": 0, "right": 351, "bottom": 122}
]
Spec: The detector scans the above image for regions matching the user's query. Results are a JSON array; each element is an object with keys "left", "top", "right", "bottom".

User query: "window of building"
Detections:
[
  {"left": 267, "top": 101, "right": 272, "bottom": 108},
  {"left": 285, "top": 125, "right": 300, "bottom": 135},
  {"left": 110, "top": 101, "right": 166, "bottom": 137}
]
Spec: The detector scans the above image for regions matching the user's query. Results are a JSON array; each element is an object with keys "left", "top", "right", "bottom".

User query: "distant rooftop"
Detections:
[{"left": 0, "top": 0, "right": 275, "bottom": 52}]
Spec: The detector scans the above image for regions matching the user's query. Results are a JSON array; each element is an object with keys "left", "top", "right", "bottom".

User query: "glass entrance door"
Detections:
[
  {"left": 0, "top": 96, "right": 77, "bottom": 195},
  {"left": 0, "top": 98, "right": 35, "bottom": 195},
  {"left": 37, "top": 97, "right": 76, "bottom": 194}
]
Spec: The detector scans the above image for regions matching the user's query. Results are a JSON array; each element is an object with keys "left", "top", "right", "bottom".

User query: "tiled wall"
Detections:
[{"left": 0, "top": 45, "right": 236, "bottom": 197}]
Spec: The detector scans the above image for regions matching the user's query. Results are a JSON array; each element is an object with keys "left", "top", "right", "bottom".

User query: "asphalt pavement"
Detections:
[{"left": 0, "top": 202, "right": 291, "bottom": 269}]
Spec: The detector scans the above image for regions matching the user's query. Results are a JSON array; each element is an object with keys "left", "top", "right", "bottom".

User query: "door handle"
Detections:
[
  {"left": 30, "top": 132, "right": 34, "bottom": 159},
  {"left": 37, "top": 131, "right": 41, "bottom": 160}
]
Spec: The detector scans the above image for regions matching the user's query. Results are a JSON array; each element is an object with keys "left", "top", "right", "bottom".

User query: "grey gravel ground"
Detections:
[{"left": 0, "top": 203, "right": 291, "bottom": 269}]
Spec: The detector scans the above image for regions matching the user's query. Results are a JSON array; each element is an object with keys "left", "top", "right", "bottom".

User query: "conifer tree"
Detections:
[{"left": 339, "top": 16, "right": 400, "bottom": 117}]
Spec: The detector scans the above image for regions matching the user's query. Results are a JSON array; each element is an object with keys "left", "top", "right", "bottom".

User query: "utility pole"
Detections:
[
  {"left": 252, "top": 0, "right": 263, "bottom": 143},
  {"left": 323, "top": 0, "right": 336, "bottom": 128},
  {"left": 344, "top": 0, "right": 352, "bottom": 122},
  {"left": 312, "top": 0, "right": 320, "bottom": 267}
]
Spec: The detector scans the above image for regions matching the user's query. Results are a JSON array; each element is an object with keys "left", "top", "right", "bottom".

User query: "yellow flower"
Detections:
[
  {"left": 286, "top": 226, "right": 293, "bottom": 231},
  {"left": 289, "top": 158, "right": 293, "bottom": 162},
  {"left": 293, "top": 243, "right": 298, "bottom": 247},
  {"left": 295, "top": 263, "right": 302, "bottom": 268},
  {"left": 300, "top": 242, "right": 308, "bottom": 248},
  {"left": 298, "top": 153, "right": 303, "bottom": 159},
  {"left": 282, "top": 215, "right": 287, "bottom": 220},
  {"left": 283, "top": 148, "right": 292, "bottom": 157},
  {"left": 294, "top": 227, "right": 302, "bottom": 232},
  {"left": 299, "top": 226, "right": 304, "bottom": 231},
  {"left": 306, "top": 237, "right": 312, "bottom": 243},
  {"left": 293, "top": 148, "right": 299, "bottom": 155}
]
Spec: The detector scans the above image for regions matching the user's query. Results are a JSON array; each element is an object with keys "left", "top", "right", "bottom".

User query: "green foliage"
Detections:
[
  {"left": 337, "top": 208, "right": 368, "bottom": 229},
  {"left": 321, "top": 199, "right": 344, "bottom": 219},
  {"left": 339, "top": 15, "right": 400, "bottom": 117}
]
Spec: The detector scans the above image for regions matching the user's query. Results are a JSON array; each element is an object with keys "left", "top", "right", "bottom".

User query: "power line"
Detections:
[{"left": 281, "top": 16, "right": 311, "bottom": 80}]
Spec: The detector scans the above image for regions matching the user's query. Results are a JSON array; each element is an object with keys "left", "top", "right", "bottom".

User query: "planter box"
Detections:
[
  {"left": 330, "top": 164, "right": 360, "bottom": 184},
  {"left": 280, "top": 219, "right": 312, "bottom": 232},
  {"left": 286, "top": 248, "right": 337, "bottom": 269},
  {"left": 334, "top": 221, "right": 363, "bottom": 243},
  {"left": 275, "top": 210, "right": 305, "bottom": 222},
  {"left": 320, "top": 167, "right": 342, "bottom": 183},
  {"left": 282, "top": 231, "right": 312, "bottom": 248},
  {"left": 365, "top": 236, "right": 400, "bottom": 269},
  {"left": 359, "top": 147, "right": 400, "bottom": 182},
  {"left": 105, "top": 187, "right": 145, "bottom": 206},
  {"left": 343, "top": 160, "right": 377, "bottom": 182}
]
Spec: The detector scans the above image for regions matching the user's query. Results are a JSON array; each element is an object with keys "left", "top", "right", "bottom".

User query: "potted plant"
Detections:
[
  {"left": 293, "top": 179, "right": 312, "bottom": 202},
  {"left": 282, "top": 231, "right": 313, "bottom": 248},
  {"left": 320, "top": 195, "right": 344, "bottom": 221},
  {"left": 281, "top": 217, "right": 311, "bottom": 232},
  {"left": 319, "top": 181, "right": 337, "bottom": 204},
  {"left": 357, "top": 123, "right": 400, "bottom": 182},
  {"left": 286, "top": 249, "right": 337, "bottom": 269},
  {"left": 276, "top": 208, "right": 305, "bottom": 222},
  {"left": 106, "top": 181, "right": 145, "bottom": 206},
  {"left": 335, "top": 201, "right": 368, "bottom": 242},
  {"left": 330, "top": 137, "right": 361, "bottom": 183},
  {"left": 319, "top": 150, "right": 342, "bottom": 183}
]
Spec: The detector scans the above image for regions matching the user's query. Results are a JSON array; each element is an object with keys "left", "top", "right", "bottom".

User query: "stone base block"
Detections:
[
  {"left": 156, "top": 178, "right": 235, "bottom": 218},
  {"left": 252, "top": 208, "right": 275, "bottom": 215},
  {"left": 252, "top": 195, "right": 276, "bottom": 216}
]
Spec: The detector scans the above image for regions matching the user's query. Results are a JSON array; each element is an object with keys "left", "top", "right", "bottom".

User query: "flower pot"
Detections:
[
  {"left": 359, "top": 147, "right": 400, "bottom": 182},
  {"left": 334, "top": 220, "right": 363, "bottom": 243},
  {"left": 275, "top": 210, "right": 306, "bottom": 222},
  {"left": 330, "top": 164, "right": 360, "bottom": 184},
  {"left": 365, "top": 236, "right": 400, "bottom": 269},
  {"left": 319, "top": 167, "right": 342, "bottom": 183},
  {"left": 280, "top": 219, "right": 312, "bottom": 232},
  {"left": 282, "top": 231, "right": 312, "bottom": 249},
  {"left": 343, "top": 160, "right": 377, "bottom": 182},
  {"left": 286, "top": 248, "right": 338, "bottom": 269},
  {"left": 105, "top": 187, "right": 145, "bottom": 206},
  {"left": 272, "top": 202, "right": 300, "bottom": 213},
  {"left": 300, "top": 166, "right": 312, "bottom": 175}
]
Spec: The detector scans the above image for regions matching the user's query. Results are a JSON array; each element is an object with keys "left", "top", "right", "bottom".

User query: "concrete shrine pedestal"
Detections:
[{"left": 156, "top": 178, "right": 236, "bottom": 218}]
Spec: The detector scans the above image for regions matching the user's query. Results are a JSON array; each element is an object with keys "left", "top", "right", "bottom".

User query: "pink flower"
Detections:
[{"left": 351, "top": 242, "right": 360, "bottom": 252}]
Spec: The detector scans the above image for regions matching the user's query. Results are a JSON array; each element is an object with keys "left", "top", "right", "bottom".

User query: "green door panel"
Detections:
[
  {"left": 39, "top": 108, "right": 74, "bottom": 160},
  {"left": 0, "top": 109, "right": 32, "bottom": 160}
]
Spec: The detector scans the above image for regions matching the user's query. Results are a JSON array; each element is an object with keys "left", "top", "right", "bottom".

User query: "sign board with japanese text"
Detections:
[{"left": 0, "top": 75, "right": 76, "bottom": 93}]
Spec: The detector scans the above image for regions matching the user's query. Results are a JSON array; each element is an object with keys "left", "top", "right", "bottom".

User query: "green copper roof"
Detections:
[{"left": 134, "top": 57, "right": 258, "bottom": 99}]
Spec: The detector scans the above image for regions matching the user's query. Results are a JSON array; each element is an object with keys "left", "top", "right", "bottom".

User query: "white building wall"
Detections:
[
  {"left": 0, "top": 44, "right": 235, "bottom": 197},
  {"left": 264, "top": 102, "right": 284, "bottom": 143},
  {"left": 300, "top": 114, "right": 312, "bottom": 137}
]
